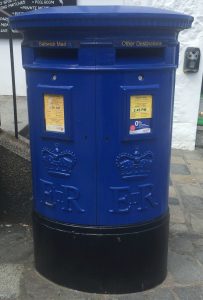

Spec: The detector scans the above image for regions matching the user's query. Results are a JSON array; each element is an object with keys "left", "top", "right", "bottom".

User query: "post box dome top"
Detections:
[{"left": 10, "top": 6, "right": 193, "bottom": 31}]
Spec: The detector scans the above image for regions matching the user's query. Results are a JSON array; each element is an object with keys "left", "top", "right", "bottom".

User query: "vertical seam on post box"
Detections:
[{"left": 94, "top": 42, "right": 98, "bottom": 225}]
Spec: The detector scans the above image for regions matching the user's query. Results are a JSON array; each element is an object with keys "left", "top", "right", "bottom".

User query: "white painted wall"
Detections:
[
  {"left": 0, "top": 39, "right": 26, "bottom": 96},
  {"left": 123, "top": 0, "right": 203, "bottom": 150},
  {"left": 1, "top": 0, "right": 203, "bottom": 150}
]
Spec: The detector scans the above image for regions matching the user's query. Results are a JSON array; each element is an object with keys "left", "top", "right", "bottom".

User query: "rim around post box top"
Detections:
[{"left": 10, "top": 6, "right": 193, "bottom": 31}]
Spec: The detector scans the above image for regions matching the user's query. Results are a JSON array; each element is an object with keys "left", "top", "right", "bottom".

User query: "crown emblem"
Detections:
[
  {"left": 42, "top": 144, "right": 76, "bottom": 177},
  {"left": 115, "top": 150, "right": 153, "bottom": 179}
]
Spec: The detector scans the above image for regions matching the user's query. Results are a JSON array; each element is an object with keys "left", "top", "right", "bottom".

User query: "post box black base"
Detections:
[{"left": 33, "top": 212, "right": 169, "bottom": 294}]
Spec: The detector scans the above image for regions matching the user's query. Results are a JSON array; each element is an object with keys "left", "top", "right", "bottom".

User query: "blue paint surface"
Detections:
[{"left": 10, "top": 6, "right": 193, "bottom": 226}]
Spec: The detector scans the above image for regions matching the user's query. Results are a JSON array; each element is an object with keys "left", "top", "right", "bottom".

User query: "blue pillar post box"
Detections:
[{"left": 10, "top": 6, "right": 193, "bottom": 293}]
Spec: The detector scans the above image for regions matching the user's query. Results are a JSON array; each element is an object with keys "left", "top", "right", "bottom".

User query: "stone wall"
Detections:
[{"left": 0, "top": 131, "right": 32, "bottom": 224}]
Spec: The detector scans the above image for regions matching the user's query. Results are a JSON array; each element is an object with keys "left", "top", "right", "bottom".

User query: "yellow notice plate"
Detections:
[
  {"left": 44, "top": 94, "right": 65, "bottom": 133},
  {"left": 130, "top": 95, "right": 152, "bottom": 119}
]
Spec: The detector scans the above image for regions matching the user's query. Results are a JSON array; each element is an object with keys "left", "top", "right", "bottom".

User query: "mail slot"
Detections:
[{"left": 10, "top": 6, "right": 193, "bottom": 294}]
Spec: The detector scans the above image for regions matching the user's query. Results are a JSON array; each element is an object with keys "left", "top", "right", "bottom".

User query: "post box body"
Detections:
[{"left": 10, "top": 6, "right": 193, "bottom": 294}]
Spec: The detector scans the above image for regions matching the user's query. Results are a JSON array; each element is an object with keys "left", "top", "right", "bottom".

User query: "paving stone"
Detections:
[
  {"left": 170, "top": 164, "right": 191, "bottom": 175},
  {"left": 196, "top": 147, "right": 203, "bottom": 154},
  {"left": 171, "top": 174, "right": 197, "bottom": 184},
  {"left": 191, "top": 214, "right": 203, "bottom": 234},
  {"left": 168, "top": 250, "right": 203, "bottom": 285},
  {"left": 0, "top": 264, "right": 23, "bottom": 299},
  {"left": 181, "top": 195, "right": 203, "bottom": 212},
  {"left": 161, "top": 272, "right": 176, "bottom": 288},
  {"left": 193, "top": 238, "right": 203, "bottom": 247},
  {"left": 183, "top": 150, "right": 203, "bottom": 161},
  {"left": 195, "top": 250, "right": 203, "bottom": 265},
  {"left": 20, "top": 267, "right": 107, "bottom": 300},
  {"left": 169, "top": 234, "right": 194, "bottom": 254},
  {"left": 187, "top": 160, "right": 203, "bottom": 168},
  {"left": 180, "top": 196, "right": 203, "bottom": 230},
  {"left": 188, "top": 166, "right": 203, "bottom": 176},
  {"left": 169, "top": 205, "right": 185, "bottom": 224},
  {"left": 116, "top": 292, "right": 147, "bottom": 300},
  {"left": 145, "top": 288, "right": 176, "bottom": 300},
  {"left": 0, "top": 297, "right": 16, "bottom": 300},
  {"left": 177, "top": 184, "right": 203, "bottom": 198},
  {"left": 170, "top": 223, "right": 188, "bottom": 234},
  {"left": 171, "top": 156, "right": 185, "bottom": 164},
  {"left": 186, "top": 160, "right": 203, "bottom": 180},
  {"left": 173, "top": 286, "right": 203, "bottom": 300},
  {"left": 0, "top": 225, "right": 33, "bottom": 264},
  {"left": 171, "top": 149, "right": 183, "bottom": 157},
  {"left": 169, "top": 186, "right": 177, "bottom": 198},
  {"left": 169, "top": 197, "right": 179, "bottom": 205},
  {"left": 194, "top": 174, "right": 203, "bottom": 184},
  {"left": 192, "top": 174, "right": 203, "bottom": 186}
]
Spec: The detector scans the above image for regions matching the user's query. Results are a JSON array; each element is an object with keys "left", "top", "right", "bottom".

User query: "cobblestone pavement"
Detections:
[{"left": 0, "top": 148, "right": 203, "bottom": 300}]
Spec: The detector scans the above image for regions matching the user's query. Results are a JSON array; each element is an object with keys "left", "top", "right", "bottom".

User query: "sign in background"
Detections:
[{"left": 0, "top": 0, "right": 77, "bottom": 38}]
